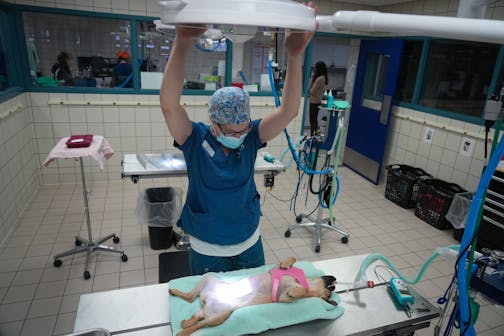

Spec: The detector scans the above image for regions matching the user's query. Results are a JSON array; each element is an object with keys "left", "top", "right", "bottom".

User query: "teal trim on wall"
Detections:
[
  {"left": 0, "top": 87, "right": 23, "bottom": 104},
  {"left": 225, "top": 39, "right": 232, "bottom": 87},
  {"left": 412, "top": 40, "right": 430, "bottom": 105},
  {"left": 299, "top": 39, "right": 313, "bottom": 135},
  {"left": 131, "top": 18, "right": 140, "bottom": 90}
]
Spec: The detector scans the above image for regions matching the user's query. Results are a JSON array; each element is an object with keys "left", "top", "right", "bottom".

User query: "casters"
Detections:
[
  {"left": 75, "top": 238, "right": 82, "bottom": 246},
  {"left": 121, "top": 254, "right": 128, "bottom": 262},
  {"left": 53, "top": 259, "right": 62, "bottom": 267},
  {"left": 315, "top": 245, "right": 320, "bottom": 253},
  {"left": 284, "top": 230, "right": 291, "bottom": 238},
  {"left": 113, "top": 236, "right": 120, "bottom": 244},
  {"left": 83, "top": 270, "right": 91, "bottom": 280},
  {"left": 341, "top": 236, "right": 349, "bottom": 244},
  {"left": 295, "top": 216, "right": 303, "bottom": 223}
]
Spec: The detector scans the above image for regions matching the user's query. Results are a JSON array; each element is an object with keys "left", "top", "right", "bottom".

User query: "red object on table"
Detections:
[
  {"left": 232, "top": 82, "right": 245, "bottom": 89},
  {"left": 66, "top": 134, "right": 93, "bottom": 148}
]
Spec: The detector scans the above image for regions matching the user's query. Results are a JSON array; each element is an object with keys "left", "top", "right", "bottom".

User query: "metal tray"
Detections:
[{"left": 65, "top": 328, "right": 110, "bottom": 336}]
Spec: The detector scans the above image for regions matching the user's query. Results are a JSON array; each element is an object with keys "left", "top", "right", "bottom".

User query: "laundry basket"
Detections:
[
  {"left": 385, "top": 164, "right": 431, "bottom": 209},
  {"left": 415, "top": 179, "right": 466, "bottom": 230},
  {"left": 137, "top": 187, "right": 183, "bottom": 250}
]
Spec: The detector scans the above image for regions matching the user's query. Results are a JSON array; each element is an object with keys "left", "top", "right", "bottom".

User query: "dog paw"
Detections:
[
  {"left": 287, "top": 287, "right": 307, "bottom": 298},
  {"left": 280, "top": 256, "right": 296, "bottom": 269}
]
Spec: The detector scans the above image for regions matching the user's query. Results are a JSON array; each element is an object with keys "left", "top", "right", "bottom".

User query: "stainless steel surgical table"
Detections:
[
  {"left": 121, "top": 152, "right": 286, "bottom": 182},
  {"left": 73, "top": 254, "right": 440, "bottom": 335}
]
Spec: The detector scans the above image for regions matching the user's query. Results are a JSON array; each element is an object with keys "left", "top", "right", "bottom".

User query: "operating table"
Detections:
[
  {"left": 121, "top": 152, "right": 286, "bottom": 183},
  {"left": 71, "top": 254, "right": 440, "bottom": 335}
]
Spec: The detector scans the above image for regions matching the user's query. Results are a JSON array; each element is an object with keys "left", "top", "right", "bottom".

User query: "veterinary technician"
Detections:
[
  {"left": 160, "top": 24, "right": 314, "bottom": 275},
  {"left": 308, "top": 61, "right": 328, "bottom": 135}
]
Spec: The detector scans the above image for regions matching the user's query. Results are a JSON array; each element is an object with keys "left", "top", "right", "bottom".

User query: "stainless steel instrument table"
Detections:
[
  {"left": 73, "top": 254, "right": 440, "bottom": 336},
  {"left": 121, "top": 152, "right": 286, "bottom": 183}
]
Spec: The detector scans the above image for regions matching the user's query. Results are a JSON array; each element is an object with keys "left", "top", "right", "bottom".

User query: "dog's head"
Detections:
[{"left": 315, "top": 275, "right": 338, "bottom": 306}]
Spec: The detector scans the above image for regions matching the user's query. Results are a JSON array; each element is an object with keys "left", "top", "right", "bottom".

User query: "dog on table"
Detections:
[{"left": 169, "top": 256, "right": 337, "bottom": 336}]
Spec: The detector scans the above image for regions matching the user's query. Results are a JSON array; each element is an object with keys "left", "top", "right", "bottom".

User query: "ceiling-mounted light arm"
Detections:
[
  {"left": 157, "top": 1, "right": 504, "bottom": 46},
  {"left": 324, "top": 10, "right": 504, "bottom": 45}
]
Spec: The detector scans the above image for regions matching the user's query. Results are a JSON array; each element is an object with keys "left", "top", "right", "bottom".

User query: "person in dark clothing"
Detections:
[
  {"left": 51, "top": 52, "right": 74, "bottom": 86},
  {"left": 111, "top": 51, "right": 133, "bottom": 88},
  {"left": 309, "top": 61, "right": 328, "bottom": 135}
]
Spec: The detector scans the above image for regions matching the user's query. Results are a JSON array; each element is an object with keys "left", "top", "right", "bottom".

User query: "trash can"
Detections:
[
  {"left": 414, "top": 179, "right": 466, "bottom": 230},
  {"left": 137, "top": 187, "right": 183, "bottom": 250},
  {"left": 446, "top": 192, "right": 473, "bottom": 230}
]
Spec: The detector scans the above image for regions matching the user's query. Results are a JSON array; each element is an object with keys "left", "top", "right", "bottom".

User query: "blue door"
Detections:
[{"left": 344, "top": 39, "right": 403, "bottom": 184}]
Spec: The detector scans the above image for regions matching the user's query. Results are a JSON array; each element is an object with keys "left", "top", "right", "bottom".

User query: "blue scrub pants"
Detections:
[{"left": 189, "top": 237, "right": 265, "bottom": 275}]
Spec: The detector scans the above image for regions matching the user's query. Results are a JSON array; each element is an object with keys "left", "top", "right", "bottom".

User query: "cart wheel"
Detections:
[
  {"left": 75, "top": 238, "right": 82, "bottom": 246},
  {"left": 341, "top": 236, "right": 349, "bottom": 244},
  {"left": 284, "top": 230, "right": 291, "bottom": 238},
  {"left": 53, "top": 259, "right": 62, "bottom": 267},
  {"left": 113, "top": 236, "right": 120, "bottom": 244},
  {"left": 295, "top": 216, "right": 303, "bottom": 223},
  {"left": 83, "top": 271, "right": 91, "bottom": 280},
  {"left": 121, "top": 254, "right": 128, "bottom": 262},
  {"left": 315, "top": 245, "right": 320, "bottom": 253}
]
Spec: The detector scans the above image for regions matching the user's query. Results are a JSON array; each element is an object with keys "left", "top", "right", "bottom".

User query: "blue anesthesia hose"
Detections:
[
  {"left": 267, "top": 60, "right": 332, "bottom": 176},
  {"left": 354, "top": 245, "right": 460, "bottom": 285},
  {"left": 456, "top": 131, "right": 504, "bottom": 336},
  {"left": 319, "top": 175, "right": 340, "bottom": 208},
  {"left": 239, "top": 70, "right": 250, "bottom": 85}
]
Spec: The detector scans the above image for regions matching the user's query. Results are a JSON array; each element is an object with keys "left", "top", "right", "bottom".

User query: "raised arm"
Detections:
[
  {"left": 160, "top": 26, "right": 205, "bottom": 145},
  {"left": 259, "top": 4, "right": 316, "bottom": 143}
]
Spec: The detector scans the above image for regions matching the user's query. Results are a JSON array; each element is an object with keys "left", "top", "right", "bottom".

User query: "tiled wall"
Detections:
[
  {"left": 383, "top": 106, "right": 501, "bottom": 192},
  {"left": 0, "top": 94, "right": 39, "bottom": 246},
  {"left": 31, "top": 92, "right": 305, "bottom": 185}
]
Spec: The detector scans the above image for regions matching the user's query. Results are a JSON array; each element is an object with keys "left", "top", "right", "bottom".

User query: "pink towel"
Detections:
[{"left": 42, "top": 135, "right": 114, "bottom": 170}]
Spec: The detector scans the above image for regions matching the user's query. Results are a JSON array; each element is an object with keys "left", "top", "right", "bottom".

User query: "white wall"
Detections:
[
  {"left": 30, "top": 93, "right": 304, "bottom": 185},
  {"left": 0, "top": 94, "right": 39, "bottom": 246}
]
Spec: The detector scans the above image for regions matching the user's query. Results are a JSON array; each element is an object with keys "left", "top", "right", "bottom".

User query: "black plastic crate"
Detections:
[
  {"left": 415, "top": 179, "right": 466, "bottom": 230},
  {"left": 385, "top": 164, "right": 431, "bottom": 209}
]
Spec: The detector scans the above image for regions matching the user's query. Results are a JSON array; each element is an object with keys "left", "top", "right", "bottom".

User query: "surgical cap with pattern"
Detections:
[{"left": 208, "top": 87, "right": 250, "bottom": 125}]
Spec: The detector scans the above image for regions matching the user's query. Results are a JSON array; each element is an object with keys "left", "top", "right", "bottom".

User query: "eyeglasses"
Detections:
[{"left": 217, "top": 121, "right": 252, "bottom": 137}]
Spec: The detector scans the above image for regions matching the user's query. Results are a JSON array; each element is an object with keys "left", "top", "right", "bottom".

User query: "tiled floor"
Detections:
[{"left": 0, "top": 167, "right": 503, "bottom": 336}]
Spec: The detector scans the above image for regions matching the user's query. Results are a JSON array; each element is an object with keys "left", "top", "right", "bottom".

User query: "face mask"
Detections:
[{"left": 217, "top": 133, "right": 247, "bottom": 149}]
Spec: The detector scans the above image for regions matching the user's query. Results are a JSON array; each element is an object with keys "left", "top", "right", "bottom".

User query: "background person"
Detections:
[
  {"left": 160, "top": 18, "right": 315, "bottom": 275},
  {"left": 51, "top": 51, "right": 74, "bottom": 86},
  {"left": 111, "top": 51, "right": 132, "bottom": 88},
  {"left": 309, "top": 61, "right": 328, "bottom": 135}
]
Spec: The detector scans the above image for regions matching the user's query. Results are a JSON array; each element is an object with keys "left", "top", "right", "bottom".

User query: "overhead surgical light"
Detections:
[
  {"left": 158, "top": 0, "right": 316, "bottom": 32},
  {"left": 157, "top": 0, "right": 504, "bottom": 45}
]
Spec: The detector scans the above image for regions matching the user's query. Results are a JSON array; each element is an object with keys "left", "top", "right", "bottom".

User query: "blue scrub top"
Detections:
[{"left": 175, "top": 120, "right": 265, "bottom": 245}]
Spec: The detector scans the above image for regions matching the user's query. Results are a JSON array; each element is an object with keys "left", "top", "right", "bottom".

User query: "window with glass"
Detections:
[
  {"left": 137, "top": 21, "right": 228, "bottom": 91},
  {"left": 22, "top": 12, "right": 132, "bottom": 88},
  {"left": 495, "top": 62, "right": 504, "bottom": 97},
  {"left": 238, "top": 30, "right": 287, "bottom": 93},
  {"left": 311, "top": 36, "right": 349, "bottom": 96},
  {"left": 361, "top": 53, "right": 389, "bottom": 111},
  {"left": 395, "top": 40, "right": 423, "bottom": 102},
  {"left": 0, "top": 30, "right": 8, "bottom": 91},
  {"left": 419, "top": 40, "right": 500, "bottom": 118},
  {"left": 0, "top": 10, "right": 10, "bottom": 91}
]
